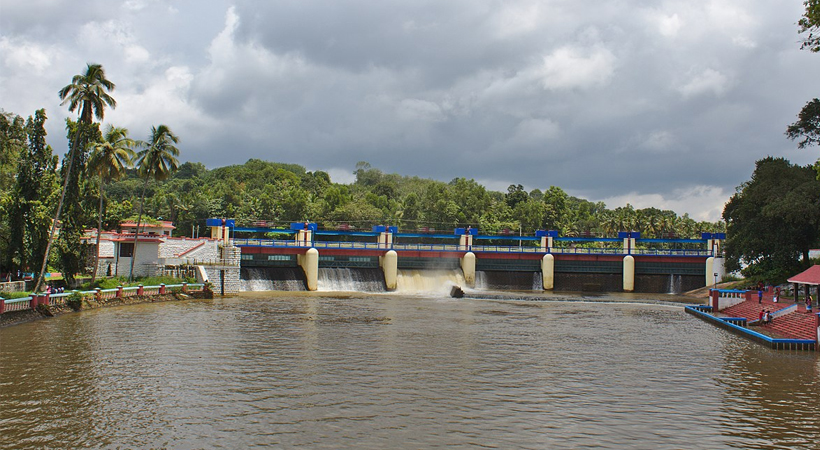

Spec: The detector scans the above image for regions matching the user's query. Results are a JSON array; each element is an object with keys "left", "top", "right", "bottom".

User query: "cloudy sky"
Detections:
[{"left": 2, "top": 0, "right": 819, "bottom": 221}]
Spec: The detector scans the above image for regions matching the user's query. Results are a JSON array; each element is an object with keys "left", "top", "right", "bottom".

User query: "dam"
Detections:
[{"left": 207, "top": 220, "right": 725, "bottom": 294}]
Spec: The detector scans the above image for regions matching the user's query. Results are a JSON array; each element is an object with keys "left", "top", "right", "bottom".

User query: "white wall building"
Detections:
[{"left": 83, "top": 223, "right": 221, "bottom": 278}]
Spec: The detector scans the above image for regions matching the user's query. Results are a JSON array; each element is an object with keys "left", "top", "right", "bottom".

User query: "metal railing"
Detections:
[
  {"left": 233, "top": 237, "right": 713, "bottom": 257},
  {"left": 0, "top": 283, "right": 206, "bottom": 315}
]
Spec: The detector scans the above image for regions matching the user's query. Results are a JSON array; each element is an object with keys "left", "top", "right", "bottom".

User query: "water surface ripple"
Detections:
[{"left": 1, "top": 293, "right": 819, "bottom": 449}]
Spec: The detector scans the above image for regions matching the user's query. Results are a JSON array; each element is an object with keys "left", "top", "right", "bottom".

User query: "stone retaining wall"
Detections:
[{"left": 0, "top": 290, "right": 214, "bottom": 329}]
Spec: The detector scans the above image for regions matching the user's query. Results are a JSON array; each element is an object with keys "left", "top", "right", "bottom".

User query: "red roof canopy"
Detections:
[{"left": 787, "top": 265, "right": 820, "bottom": 285}]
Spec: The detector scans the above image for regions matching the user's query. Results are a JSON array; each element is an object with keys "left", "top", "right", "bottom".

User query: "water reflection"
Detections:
[{"left": 1, "top": 293, "right": 818, "bottom": 449}]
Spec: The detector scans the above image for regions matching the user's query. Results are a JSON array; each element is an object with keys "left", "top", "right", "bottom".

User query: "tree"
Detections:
[
  {"left": 7, "top": 110, "right": 58, "bottom": 273},
  {"left": 0, "top": 111, "right": 25, "bottom": 194},
  {"left": 87, "top": 125, "right": 135, "bottom": 283},
  {"left": 542, "top": 186, "right": 569, "bottom": 232},
  {"left": 56, "top": 120, "right": 101, "bottom": 285},
  {"left": 0, "top": 111, "right": 27, "bottom": 270},
  {"left": 787, "top": 99, "right": 820, "bottom": 149},
  {"left": 35, "top": 64, "right": 116, "bottom": 291},
  {"left": 505, "top": 184, "right": 528, "bottom": 208},
  {"left": 787, "top": 2, "right": 820, "bottom": 153},
  {"left": 798, "top": 0, "right": 820, "bottom": 53},
  {"left": 129, "top": 124, "right": 180, "bottom": 281},
  {"left": 354, "top": 161, "right": 382, "bottom": 186},
  {"left": 723, "top": 157, "right": 820, "bottom": 281}
]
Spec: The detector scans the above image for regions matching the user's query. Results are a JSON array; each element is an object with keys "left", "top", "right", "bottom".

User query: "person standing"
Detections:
[
  {"left": 758, "top": 289, "right": 763, "bottom": 304},
  {"left": 807, "top": 295, "right": 813, "bottom": 313}
]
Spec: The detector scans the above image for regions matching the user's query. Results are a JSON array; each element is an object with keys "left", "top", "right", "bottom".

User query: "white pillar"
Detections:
[
  {"left": 542, "top": 254, "right": 554, "bottom": 290},
  {"left": 705, "top": 257, "right": 715, "bottom": 288},
  {"left": 461, "top": 252, "right": 475, "bottom": 287},
  {"left": 381, "top": 250, "right": 398, "bottom": 290},
  {"left": 713, "top": 257, "right": 725, "bottom": 282},
  {"left": 379, "top": 231, "right": 393, "bottom": 249},
  {"left": 300, "top": 248, "right": 319, "bottom": 291},
  {"left": 461, "top": 252, "right": 476, "bottom": 287},
  {"left": 296, "top": 229, "right": 312, "bottom": 247},
  {"left": 459, "top": 235, "right": 474, "bottom": 251},
  {"left": 540, "top": 236, "right": 554, "bottom": 252},
  {"left": 623, "top": 255, "right": 635, "bottom": 292}
]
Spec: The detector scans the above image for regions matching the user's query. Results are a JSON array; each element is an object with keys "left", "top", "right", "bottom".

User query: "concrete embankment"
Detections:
[{"left": 0, "top": 290, "right": 214, "bottom": 328}]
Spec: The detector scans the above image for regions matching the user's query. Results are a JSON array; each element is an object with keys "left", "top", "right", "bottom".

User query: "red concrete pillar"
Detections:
[
  {"left": 95, "top": 288, "right": 101, "bottom": 301},
  {"left": 744, "top": 291, "right": 752, "bottom": 302},
  {"left": 0, "top": 298, "right": 4, "bottom": 314},
  {"left": 42, "top": 294, "right": 49, "bottom": 306},
  {"left": 117, "top": 285, "right": 123, "bottom": 298},
  {"left": 159, "top": 284, "right": 166, "bottom": 295},
  {"left": 137, "top": 285, "right": 144, "bottom": 296},
  {"left": 711, "top": 289, "right": 719, "bottom": 310},
  {"left": 182, "top": 282, "right": 188, "bottom": 293},
  {"left": 30, "top": 295, "right": 38, "bottom": 310}
]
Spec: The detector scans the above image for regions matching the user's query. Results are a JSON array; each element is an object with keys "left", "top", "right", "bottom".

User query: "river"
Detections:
[{"left": 1, "top": 291, "right": 819, "bottom": 449}]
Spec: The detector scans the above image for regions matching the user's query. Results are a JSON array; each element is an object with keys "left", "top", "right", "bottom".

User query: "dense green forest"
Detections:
[{"left": 103, "top": 159, "right": 727, "bottom": 238}]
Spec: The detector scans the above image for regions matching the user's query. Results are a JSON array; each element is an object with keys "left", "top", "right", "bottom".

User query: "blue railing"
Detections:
[
  {"left": 685, "top": 306, "right": 817, "bottom": 350},
  {"left": 712, "top": 289, "right": 747, "bottom": 294},
  {"left": 233, "top": 237, "right": 712, "bottom": 256}
]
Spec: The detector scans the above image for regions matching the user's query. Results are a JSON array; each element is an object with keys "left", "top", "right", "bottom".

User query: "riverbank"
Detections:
[{"left": 0, "top": 290, "right": 213, "bottom": 328}]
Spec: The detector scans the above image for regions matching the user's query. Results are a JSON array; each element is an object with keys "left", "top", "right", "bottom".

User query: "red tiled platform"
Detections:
[{"left": 721, "top": 295, "right": 817, "bottom": 341}]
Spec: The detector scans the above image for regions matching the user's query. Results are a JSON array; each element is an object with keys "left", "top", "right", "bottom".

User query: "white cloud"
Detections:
[
  {"left": 657, "top": 13, "right": 682, "bottom": 37},
  {"left": 75, "top": 19, "right": 155, "bottom": 69},
  {"left": 598, "top": 185, "right": 729, "bottom": 222},
  {"left": 639, "top": 130, "right": 676, "bottom": 152},
  {"left": 538, "top": 45, "right": 616, "bottom": 90},
  {"left": 0, "top": 37, "right": 53, "bottom": 73},
  {"left": 320, "top": 167, "right": 356, "bottom": 185},
  {"left": 492, "top": 2, "right": 544, "bottom": 38},
  {"left": 107, "top": 65, "right": 215, "bottom": 145},
  {"left": 677, "top": 68, "right": 730, "bottom": 97},
  {"left": 706, "top": 0, "right": 758, "bottom": 48}
]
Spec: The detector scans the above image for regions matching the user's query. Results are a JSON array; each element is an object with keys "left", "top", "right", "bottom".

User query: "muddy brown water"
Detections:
[{"left": 1, "top": 292, "right": 819, "bottom": 449}]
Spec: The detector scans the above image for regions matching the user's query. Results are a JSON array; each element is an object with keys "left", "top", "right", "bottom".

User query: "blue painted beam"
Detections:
[
  {"left": 555, "top": 237, "right": 622, "bottom": 242},
  {"left": 315, "top": 230, "right": 380, "bottom": 237},
  {"left": 638, "top": 238, "right": 706, "bottom": 244},
  {"left": 233, "top": 227, "right": 295, "bottom": 234}
]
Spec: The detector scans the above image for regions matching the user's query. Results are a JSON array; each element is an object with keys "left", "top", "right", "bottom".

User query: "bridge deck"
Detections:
[{"left": 233, "top": 238, "right": 711, "bottom": 257}]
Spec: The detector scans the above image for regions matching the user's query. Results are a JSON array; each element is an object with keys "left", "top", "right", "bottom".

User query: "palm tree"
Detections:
[
  {"left": 34, "top": 64, "right": 116, "bottom": 292},
  {"left": 87, "top": 125, "right": 135, "bottom": 283},
  {"left": 58, "top": 64, "right": 117, "bottom": 124},
  {"left": 129, "top": 124, "right": 180, "bottom": 281}
]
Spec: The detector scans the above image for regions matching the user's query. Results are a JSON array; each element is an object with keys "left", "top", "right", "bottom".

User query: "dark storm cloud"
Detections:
[{"left": 2, "top": 0, "right": 819, "bottom": 220}]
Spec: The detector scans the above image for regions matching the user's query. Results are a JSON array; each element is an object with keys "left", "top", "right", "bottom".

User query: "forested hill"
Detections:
[{"left": 102, "top": 159, "right": 724, "bottom": 239}]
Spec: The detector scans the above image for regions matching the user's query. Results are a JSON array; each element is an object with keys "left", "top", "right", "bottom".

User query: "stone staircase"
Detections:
[{"left": 722, "top": 297, "right": 817, "bottom": 341}]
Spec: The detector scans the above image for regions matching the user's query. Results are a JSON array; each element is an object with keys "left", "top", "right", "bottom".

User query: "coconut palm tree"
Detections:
[
  {"left": 58, "top": 64, "right": 117, "bottom": 124},
  {"left": 128, "top": 124, "right": 180, "bottom": 281},
  {"left": 87, "top": 125, "right": 135, "bottom": 283},
  {"left": 34, "top": 64, "right": 116, "bottom": 292}
]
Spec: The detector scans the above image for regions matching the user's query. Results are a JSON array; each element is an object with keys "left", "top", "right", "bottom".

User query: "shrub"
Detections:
[
  {"left": 79, "top": 275, "right": 196, "bottom": 290},
  {"left": 137, "top": 276, "right": 196, "bottom": 286},
  {"left": 66, "top": 292, "right": 84, "bottom": 311},
  {"left": 0, "top": 291, "right": 33, "bottom": 299}
]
